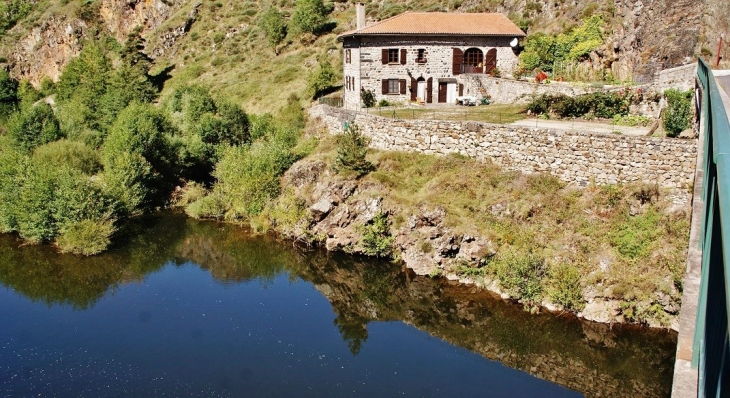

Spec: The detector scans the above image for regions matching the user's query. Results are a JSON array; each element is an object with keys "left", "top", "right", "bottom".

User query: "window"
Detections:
[
  {"left": 346, "top": 49, "right": 351, "bottom": 64},
  {"left": 388, "top": 48, "right": 399, "bottom": 64},
  {"left": 388, "top": 79, "right": 399, "bottom": 94},
  {"left": 416, "top": 49, "right": 426, "bottom": 63},
  {"left": 464, "top": 48, "right": 484, "bottom": 67}
]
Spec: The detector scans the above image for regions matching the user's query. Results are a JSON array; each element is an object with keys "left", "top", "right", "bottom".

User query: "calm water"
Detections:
[{"left": 0, "top": 213, "right": 676, "bottom": 397}]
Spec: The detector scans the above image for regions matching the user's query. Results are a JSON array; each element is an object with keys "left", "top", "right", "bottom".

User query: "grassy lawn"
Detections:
[{"left": 363, "top": 104, "right": 527, "bottom": 124}]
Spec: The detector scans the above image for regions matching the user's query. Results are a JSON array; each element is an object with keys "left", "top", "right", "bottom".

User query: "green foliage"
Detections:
[
  {"left": 0, "top": 69, "right": 19, "bottom": 106},
  {"left": 613, "top": 114, "right": 651, "bottom": 127},
  {"left": 6, "top": 103, "right": 63, "bottom": 152},
  {"left": 32, "top": 139, "right": 102, "bottom": 175},
  {"left": 492, "top": 251, "right": 546, "bottom": 311},
  {"left": 662, "top": 89, "right": 692, "bottom": 137},
  {"left": 362, "top": 212, "right": 394, "bottom": 258},
  {"left": 0, "top": 0, "right": 33, "bottom": 34},
  {"left": 102, "top": 151, "right": 154, "bottom": 216},
  {"left": 526, "top": 91, "right": 632, "bottom": 119},
  {"left": 290, "top": 0, "right": 331, "bottom": 35},
  {"left": 334, "top": 123, "right": 373, "bottom": 176},
  {"left": 56, "top": 218, "right": 116, "bottom": 255},
  {"left": 56, "top": 38, "right": 157, "bottom": 138},
  {"left": 548, "top": 264, "right": 585, "bottom": 311},
  {"left": 307, "top": 56, "right": 335, "bottom": 99},
  {"left": 519, "top": 16, "right": 603, "bottom": 74},
  {"left": 609, "top": 208, "right": 661, "bottom": 260},
  {"left": 259, "top": 6, "right": 287, "bottom": 54},
  {"left": 361, "top": 89, "right": 375, "bottom": 108},
  {"left": 212, "top": 138, "right": 296, "bottom": 218}
]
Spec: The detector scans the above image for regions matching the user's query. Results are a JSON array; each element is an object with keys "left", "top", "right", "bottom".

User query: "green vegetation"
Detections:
[
  {"left": 307, "top": 56, "right": 336, "bottom": 99},
  {"left": 518, "top": 16, "right": 604, "bottom": 74},
  {"left": 334, "top": 122, "right": 372, "bottom": 176},
  {"left": 361, "top": 212, "right": 394, "bottom": 258},
  {"left": 290, "top": 0, "right": 332, "bottom": 36},
  {"left": 491, "top": 251, "right": 546, "bottom": 312},
  {"left": 526, "top": 90, "right": 639, "bottom": 119},
  {"left": 259, "top": 6, "right": 287, "bottom": 55},
  {"left": 663, "top": 89, "right": 693, "bottom": 137}
]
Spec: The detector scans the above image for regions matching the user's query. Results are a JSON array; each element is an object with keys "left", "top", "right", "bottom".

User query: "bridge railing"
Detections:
[{"left": 695, "top": 58, "right": 730, "bottom": 397}]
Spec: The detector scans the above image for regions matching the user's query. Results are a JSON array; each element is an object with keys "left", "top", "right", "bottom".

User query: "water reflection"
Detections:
[{"left": 0, "top": 212, "right": 676, "bottom": 397}]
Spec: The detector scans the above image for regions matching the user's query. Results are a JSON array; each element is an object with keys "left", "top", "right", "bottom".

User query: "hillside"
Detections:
[{"left": 0, "top": 0, "right": 725, "bottom": 114}]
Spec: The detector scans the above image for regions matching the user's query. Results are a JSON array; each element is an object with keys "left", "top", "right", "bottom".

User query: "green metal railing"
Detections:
[{"left": 695, "top": 58, "right": 730, "bottom": 397}]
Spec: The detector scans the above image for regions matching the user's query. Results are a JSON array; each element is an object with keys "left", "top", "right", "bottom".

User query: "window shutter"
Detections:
[
  {"left": 426, "top": 78, "right": 433, "bottom": 103},
  {"left": 400, "top": 49, "right": 407, "bottom": 65},
  {"left": 410, "top": 77, "right": 417, "bottom": 101},
  {"left": 382, "top": 49, "right": 388, "bottom": 64},
  {"left": 452, "top": 48, "right": 464, "bottom": 75},
  {"left": 459, "top": 83, "right": 464, "bottom": 96},
  {"left": 382, "top": 79, "right": 388, "bottom": 94},
  {"left": 399, "top": 79, "right": 406, "bottom": 95}
]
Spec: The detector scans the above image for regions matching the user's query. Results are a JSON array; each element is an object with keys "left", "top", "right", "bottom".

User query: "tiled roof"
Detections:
[{"left": 339, "top": 12, "right": 525, "bottom": 38}]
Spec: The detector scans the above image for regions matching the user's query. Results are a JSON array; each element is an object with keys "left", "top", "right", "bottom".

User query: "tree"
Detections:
[
  {"left": 334, "top": 122, "right": 372, "bottom": 176},
  {"left": 663, "top": 89, "right": 692, "bottom": 137},
  {"left": 290, "top": 0, "right": 330, "bottom": 36},
  {"left": 307, "top": 56, "right": 335, "bottom": 99},
  {"left": 259, "top": 7, "right": 287, "bottom": 55},
  {"left": 7, "top": 103, "right": 63, "bottom": 152}
]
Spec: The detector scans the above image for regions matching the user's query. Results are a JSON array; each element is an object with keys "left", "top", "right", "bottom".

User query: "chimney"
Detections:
[{"left": 356, "top": 3, "right": 365, "bottom": 30}]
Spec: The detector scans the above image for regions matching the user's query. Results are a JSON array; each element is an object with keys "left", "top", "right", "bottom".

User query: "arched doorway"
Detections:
[
  {"left": 463, "top": 48, "right": 484, "bottom": 74},
  {"left": 484, "top": 48, "right": 497, "bottom": 74}
]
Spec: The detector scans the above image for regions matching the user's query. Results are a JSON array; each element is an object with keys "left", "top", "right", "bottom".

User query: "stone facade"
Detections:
[
  {"left": 463, "top": 75, "right": 603, "bottom": 104},
  {"left": 342, "top": 35, "right": 520, "bottom": 108},
  {"left": 310, "top": 104, "right": 697, "bottom": 189}
]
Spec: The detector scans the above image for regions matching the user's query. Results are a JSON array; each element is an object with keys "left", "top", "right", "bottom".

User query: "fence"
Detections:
[{"left": 693, "top": 57, "right": 730, "bottom": 397}]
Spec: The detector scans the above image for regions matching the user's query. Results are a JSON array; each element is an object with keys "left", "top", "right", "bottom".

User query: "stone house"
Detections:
[{"left": 338, "top": 5, "right": 525, "bottom": 108}]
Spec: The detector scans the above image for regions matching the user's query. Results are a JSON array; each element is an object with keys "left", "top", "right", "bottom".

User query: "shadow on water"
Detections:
[{"left": 0, "top": 211, "right": 676, "bottom": 398}]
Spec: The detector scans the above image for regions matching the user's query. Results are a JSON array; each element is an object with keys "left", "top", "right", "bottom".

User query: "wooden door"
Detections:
[
  {"left": 484, "top": 49, "right": 497, "bottom": 74},
  {"left": 438, "top": 82, "right": 447, "bottom": 103}
]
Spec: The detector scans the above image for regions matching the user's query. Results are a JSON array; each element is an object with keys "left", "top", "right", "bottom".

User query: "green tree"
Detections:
[
  {"left": 0, "top": 69, "right": 19, "bottom": 119},
  {"left": 307, "top": 56, "right": 335, "bottom": 99},
  {"left": 334, "top": 122, "right": 372, "bottom": 176},
  {"left": 290, "top": 0, "right": 330, "bottom": 35},
  {"left": 7, "top": 103, "right": 63, "bottom": 152},
  {"left": 662, "top": 89, "right": 692, "bottom": 137},
  {"left": 259, "top": 6, "right": 287, "bottom": 55}
]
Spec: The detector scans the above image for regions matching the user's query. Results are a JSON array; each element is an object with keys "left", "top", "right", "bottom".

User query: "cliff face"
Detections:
[{"left": 6, "top": 0, "right": 184, "bottom": 85}]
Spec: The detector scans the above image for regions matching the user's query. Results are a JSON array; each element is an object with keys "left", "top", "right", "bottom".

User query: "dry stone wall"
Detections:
[{"left": 310, "top": 104, "right": 697, "bottom": 188}]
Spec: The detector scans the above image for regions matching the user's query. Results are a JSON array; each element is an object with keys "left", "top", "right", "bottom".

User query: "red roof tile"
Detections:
[{"left": 339, "top": 12, "right": 525, "bottom": 38}]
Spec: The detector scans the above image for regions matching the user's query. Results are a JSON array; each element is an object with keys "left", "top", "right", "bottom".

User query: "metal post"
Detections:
[{"left": 717, "top": 36, "right": 724, "bottom": 67}]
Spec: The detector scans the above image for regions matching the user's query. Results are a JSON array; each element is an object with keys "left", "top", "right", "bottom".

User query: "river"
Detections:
[{"left": 0, "top": 212, "right": 676, "bottom": 397}]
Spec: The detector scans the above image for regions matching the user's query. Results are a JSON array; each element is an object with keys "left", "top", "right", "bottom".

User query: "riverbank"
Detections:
[{"left": 224, "top": 125, "right": 692, "bottom": 330}]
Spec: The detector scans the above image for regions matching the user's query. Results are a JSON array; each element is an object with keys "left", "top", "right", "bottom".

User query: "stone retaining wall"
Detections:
[{"left": 310, "top": 104, "right": 697, "bottom": 188}]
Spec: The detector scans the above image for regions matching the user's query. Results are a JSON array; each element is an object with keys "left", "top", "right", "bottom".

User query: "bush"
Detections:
[
  {"left": 548, "top": 264, "right": 585, "bottom": 311},
  {"left": 492, "top": 251, "right": 547, "bottom": 311},
  {"left": 334, "top": 123, "right": 373, "bottom": 176},
  {"left": 186, "top": 191, "right": 228, "bottom": 219},
  {"left": 609, "top": 208, "right": 661, "bottom": 260},
  {"left": 213, "top": 140, "right": 295, "bottom": 218},
  {"left": 290, "top": 0, "right": 331, "bottom": 35},
  {"left": 56, "top": 218, "right": 116, "bottom": 255},
  {"left": 7, "top": 103, "right": 63, "bottom": 151},
  {"left": 663, "top": 89, "right": 692, "bottom": 137},
  {"left": 259, "top": 6, "right": 287, "bottom": 54},
  {"left": 362, "top": 212, "right": 393, "bottom": 258},
  {"left": 307, "top": 57, "right": 335, "bottom": 99},
  {"left": 32, "top": 139, "right": 102, "bottom": 175},
  {"left": 361, "top": 89, "right": 375, "bottom": 108}
]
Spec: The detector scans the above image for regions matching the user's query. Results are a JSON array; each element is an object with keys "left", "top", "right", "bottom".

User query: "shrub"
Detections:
[
  {"left": 492, "top": 251, "right": 547, "bottom": 311},
  {"left": 609, "top": 208, "right": 661, "bottom": 260},
  {"left": 32, "top": 140, "right": 102, "bottom": 175},
  {"left": 259, "top": 6, "right": 287, "bottom": 54},
  {"left": 361, "top": 89, "right": 375, "bottom": 108},
  {"left": 213, "top": 140, "right": 295, "bottom": 218},
  {"left": 56, "top": 218, "right": 116, "bottom": 255},
  {"left": 290, "top": 0, "right": 331, "bottom": 35},
  {"left": 307, "top": 57, "right": 335, "bottom": 99},
  {"left": 334, "top": 123, "right": 373, "bottom": 176},
  {"left": 663, "top": 89, "right": 692, "bottom": 137},
  {"left": 7, "top": 103, "right": 63, "bottom": 151},
  {"left": 101, "top": 151, "right": 154, "bottom": 216},
  {"left": 548, "top": 264, "right": 585, "bottom": 311},
  {"left": 186, "top": 191, "right": 228, "bottom": 219},
  {"left": 362, "top": 212, "right": 394, "bottom": 258}
]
